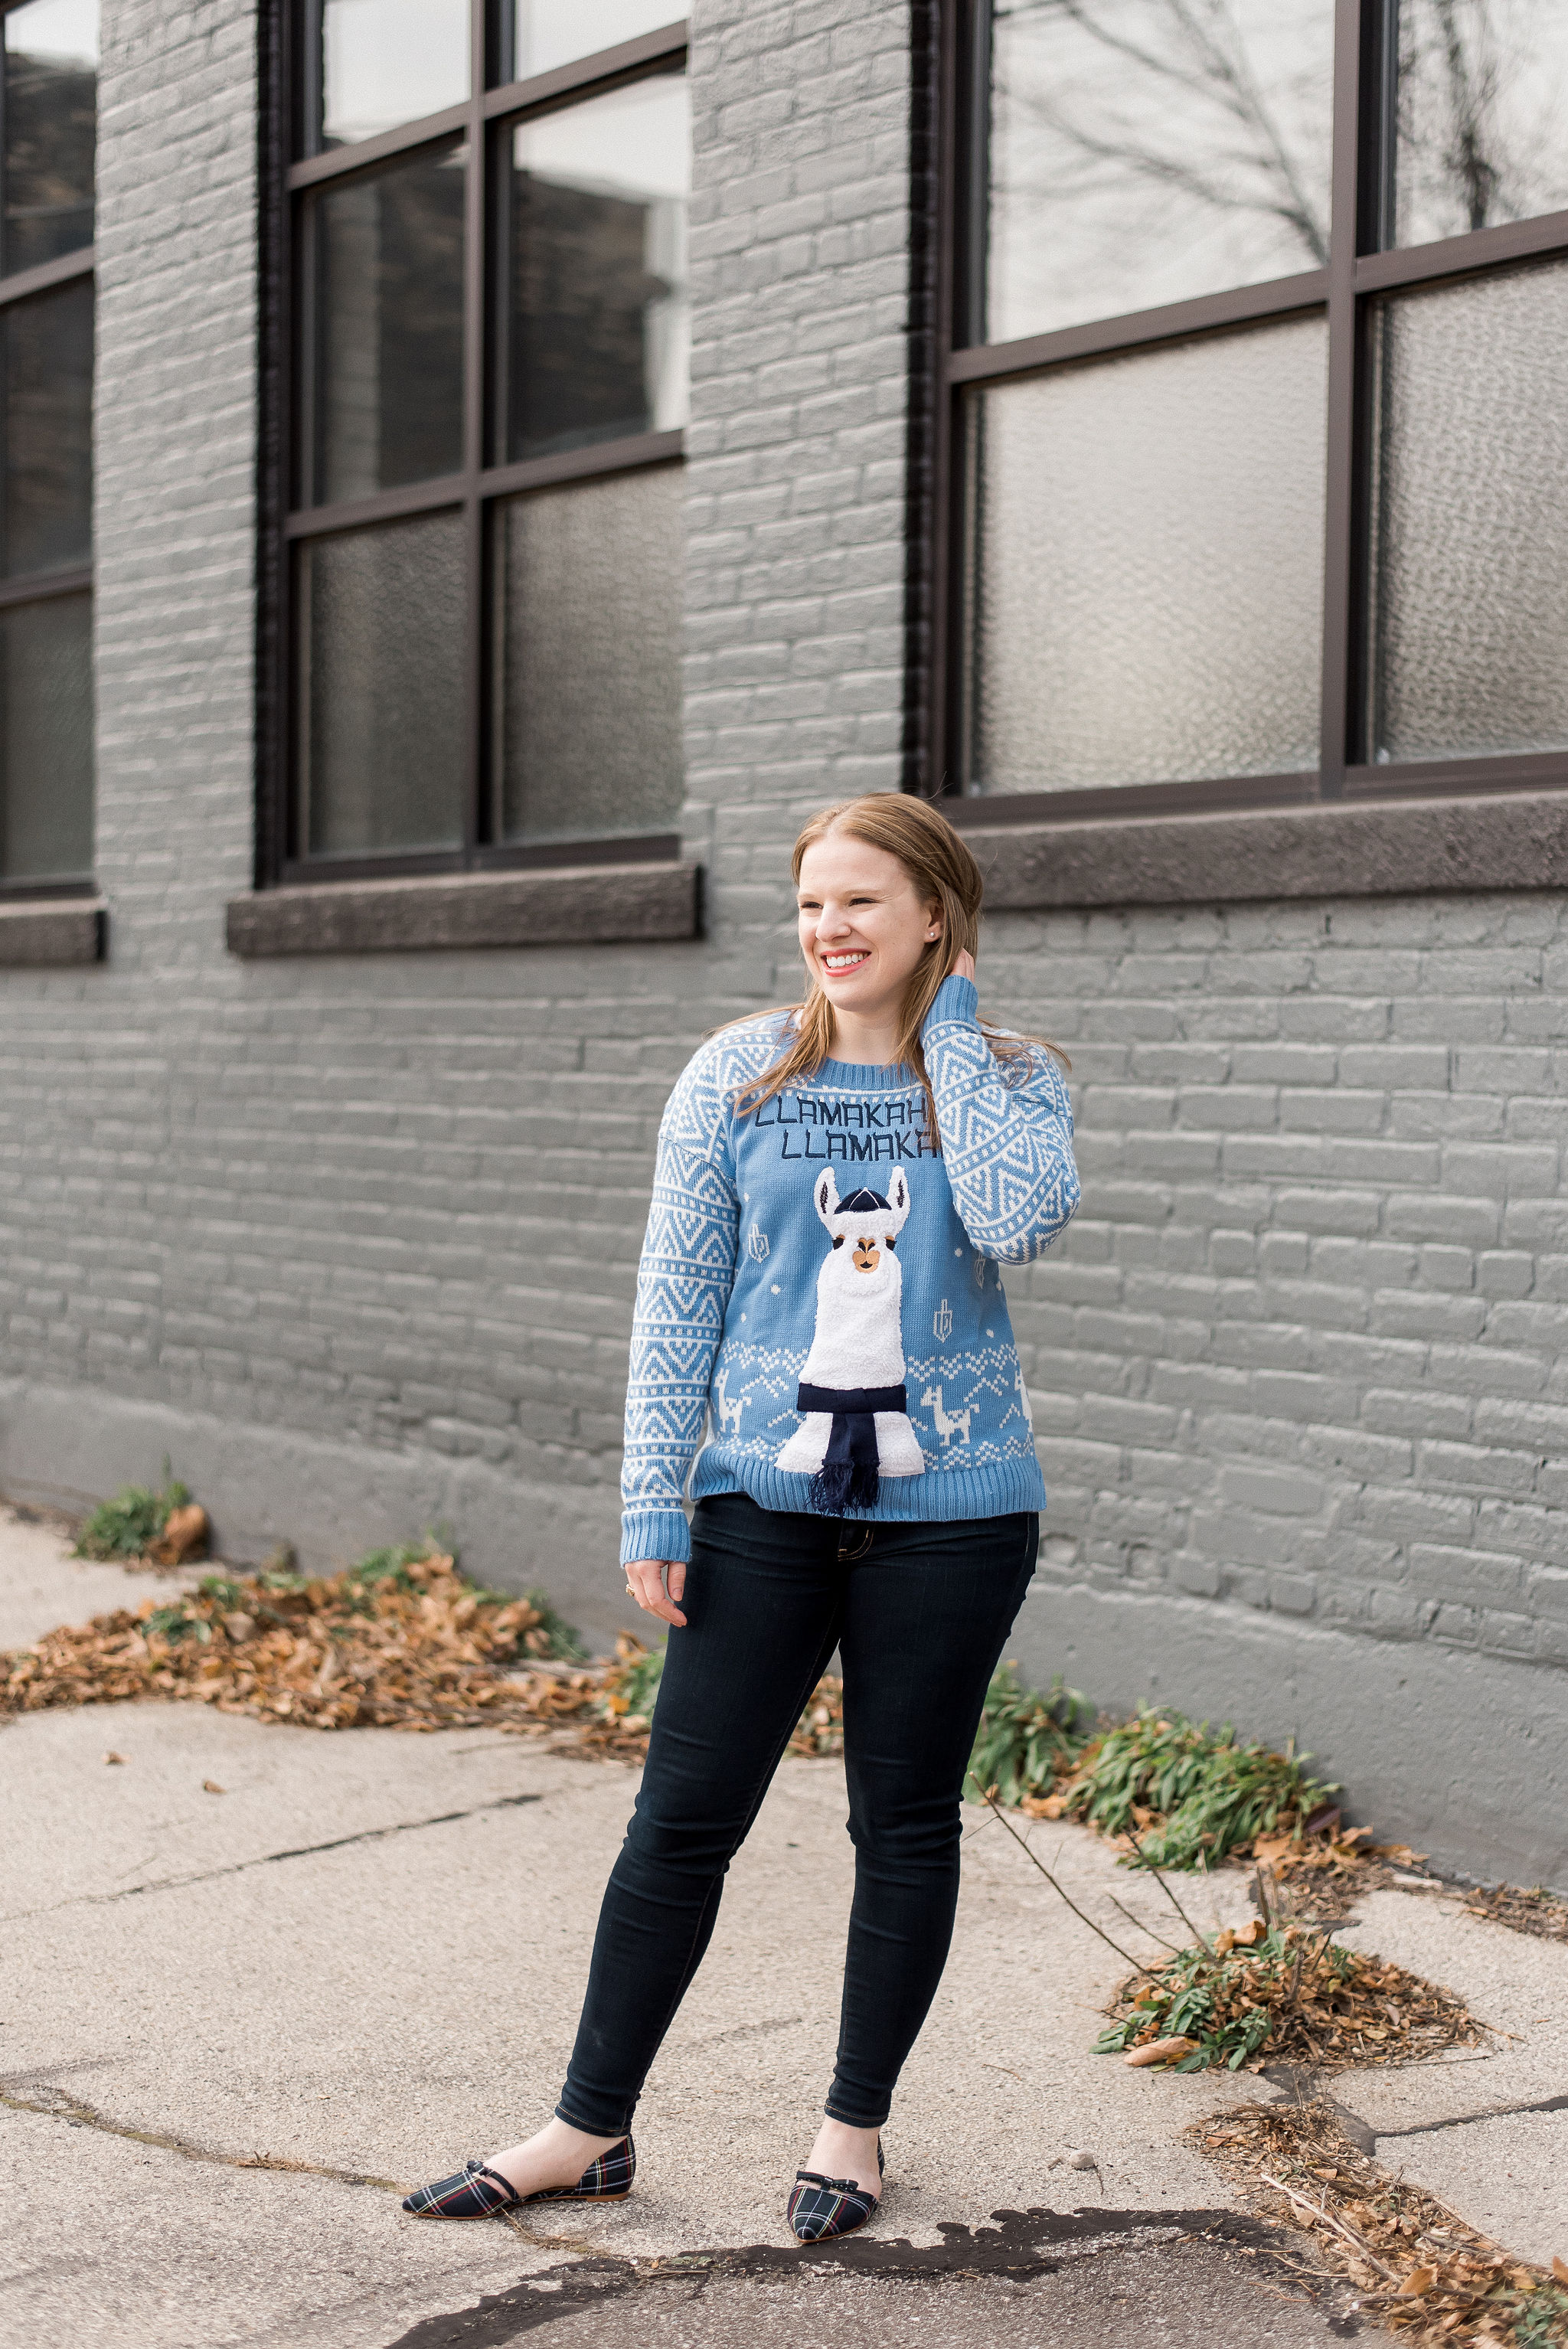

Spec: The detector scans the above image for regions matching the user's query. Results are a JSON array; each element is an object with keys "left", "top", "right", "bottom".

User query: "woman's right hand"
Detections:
[{"left": 624, "top": 1558, "right": 688, "bottom": 1628}]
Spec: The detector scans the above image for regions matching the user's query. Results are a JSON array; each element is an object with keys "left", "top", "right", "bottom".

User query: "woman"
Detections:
[{"left": 406, "top": 794, "right": 1080, "bottom": 2241}]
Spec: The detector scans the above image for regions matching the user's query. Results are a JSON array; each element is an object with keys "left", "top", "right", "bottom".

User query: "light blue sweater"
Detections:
[{"left": 619, "top": 975, "right": 1081, "bottom": 1565}]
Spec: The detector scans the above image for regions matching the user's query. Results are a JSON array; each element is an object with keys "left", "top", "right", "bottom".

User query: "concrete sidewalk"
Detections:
[{"left": 2, "top": 1501, "right": 1563, "bottom": 2347}]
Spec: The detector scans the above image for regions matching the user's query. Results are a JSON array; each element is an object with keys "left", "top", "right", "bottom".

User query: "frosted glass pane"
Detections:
[
  {"left": 298, "top": 515, "right": 466, "bottom": 857},
  {"left": 310, "top": 142, "right": 465, "bottom": 505},
  {"left": 495, "top": 466, "right": 682, "bottom": 841},
  {"left": 1369, "top": 261, "right": 1568, "bottom": 764},
  {"left": 1391, "top": 2, "right": 1568, "bottom": 247},
  {"left": 318, "top": 0, "right": 466, "bottom": 150},
  {"left": 512, "top": 2, "right": 677, "bottom": 80},
  {"left": 0, "top": 590, "right": 93, "bottom": 880},
  {"left": 502, "top": 70, "right": 689, "bottom": 462},
  {"left": 985, "top": 0, "right": 1332, "bottom": 345},
  {"left": 3, "top": 0, "right": 96, "bottom": 273},
  {"left": 963, "top": 319, "right": 1328, "bottom": 794}
]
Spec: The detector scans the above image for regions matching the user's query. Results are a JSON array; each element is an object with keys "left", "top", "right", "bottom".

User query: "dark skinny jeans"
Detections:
[{"left": 557, "top": 1491, "right": 1039, "bottom": 2135}]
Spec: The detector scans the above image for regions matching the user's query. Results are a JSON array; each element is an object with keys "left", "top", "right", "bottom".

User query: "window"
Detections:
[
  {"left": 939, "top": 1, "right": 1568, "bottom": 821},
  {"left": 269, "top": 2, "right": 688, "bottom": 882},
  {"left": 0, "top": 0, "right": 95, "bottom": 893}
]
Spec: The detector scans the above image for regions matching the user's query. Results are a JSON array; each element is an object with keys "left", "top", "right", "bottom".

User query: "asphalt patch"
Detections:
[{"left": 385, "top": 2204, "right": 1280, "bottom": 2347}]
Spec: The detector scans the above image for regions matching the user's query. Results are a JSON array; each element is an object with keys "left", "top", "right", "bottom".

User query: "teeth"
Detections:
[{"left": 822, "top": 952, "right": 867, "bottom": 970}]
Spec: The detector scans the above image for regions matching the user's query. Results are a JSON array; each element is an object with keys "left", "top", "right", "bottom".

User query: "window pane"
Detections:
[
  {"left": 1368, "top": 260, "right": 1568, "bottom": 764},
  {"left": 511, "top": 1, "right": 678, "bottom": 81},
  {"left": 318, "top": 0, "right": 467, "bottom": 150},
  {"left": 308, "top": 143, "right": 465, "bottom": 506},
  {"left": 2, "top": 278, "right": 93, "bottom": 577},
  {"left": 0, "top": 590, "right": 93, "bottom": 879},
  {"left": 501, "top": 70, "right": 689, "bottom": 463},
  {"left": 297, "top": 515, "right": 466, "bottom": 857},
  {"left": 493, "top": 464, "right": 682, "bottom": 842},
  {"left": 962, "top": 318, "right": 1328, "bottom": 794},
  {"left": 2, "top": 0, "right": 96, "bottom": 273},
  {"left": 985, "top": 0, "right": 1333, "bottom": 345},
  {"left": 1390, "top": 2, "right": 1568, "bottom": 247}
]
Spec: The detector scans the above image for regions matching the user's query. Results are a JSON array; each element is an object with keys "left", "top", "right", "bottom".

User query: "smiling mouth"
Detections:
[{"left": 820, "top": 950, "right": 870, "bottom": 974}]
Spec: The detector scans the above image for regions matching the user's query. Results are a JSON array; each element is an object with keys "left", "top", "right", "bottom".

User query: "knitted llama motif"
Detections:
[{"left": 776, "top": 1165, "right": 926, "bottom": 1511}]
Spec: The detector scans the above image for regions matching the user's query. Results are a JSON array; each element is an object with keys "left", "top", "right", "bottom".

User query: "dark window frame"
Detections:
[
  {"left": 923, "top": 0, "right": 1568, "bottom": 838},
  {"left": 0, "top": 0, "right": 96, "bottom": 903},
  {"left": 256, "top": 5, "right": 689, "bottom": 892}
]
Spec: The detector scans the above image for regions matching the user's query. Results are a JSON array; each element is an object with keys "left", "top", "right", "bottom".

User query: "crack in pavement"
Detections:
[
  {"left": 380, "top": 2206, "right": 1279, "bottom": 2347},
  {"left": 0, "top": 2079, "right": 406, "bottom": 2193},
  {"left": 1372, "top": 2088, "right": 1568, "bottom": 2142},
  {"left": 1, "top": 1790, "right": 544, "bottom": 1920}
]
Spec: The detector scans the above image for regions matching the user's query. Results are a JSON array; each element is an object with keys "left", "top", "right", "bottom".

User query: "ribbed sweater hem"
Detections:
[{"left": 693, "top": 1450, "right": 1048, "bottom": 1527}]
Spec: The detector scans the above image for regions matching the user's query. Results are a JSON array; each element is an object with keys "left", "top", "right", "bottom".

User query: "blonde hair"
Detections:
[{"left": 728, "top": 795, "right": 1066, "bottom": 1152}]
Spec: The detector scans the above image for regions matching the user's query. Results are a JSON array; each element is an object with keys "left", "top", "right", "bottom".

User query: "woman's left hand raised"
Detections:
[{"left": 952, "top": 948, "right": 976, "bottom": 982}]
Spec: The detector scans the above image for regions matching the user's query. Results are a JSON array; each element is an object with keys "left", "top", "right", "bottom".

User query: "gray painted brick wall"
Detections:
[
  {"left": 988, "top": 896, "right": 1567, "bottom": 1671},
  {"left": 0, "top": 0, "right": 1564, "bottom": 1881}
]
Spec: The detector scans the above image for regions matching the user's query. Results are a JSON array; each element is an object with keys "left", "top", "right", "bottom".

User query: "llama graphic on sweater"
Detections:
[{"left": 776, "top": 1165, "right": 926, "bottom": 1511}]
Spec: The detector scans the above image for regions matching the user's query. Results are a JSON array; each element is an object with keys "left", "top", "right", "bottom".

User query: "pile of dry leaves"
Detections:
[
  {"left": 1459, "top": 1882, "right": 1568, "bottom": 1945},
  {"left": 1253, "top": 1825, "right": 1436, "bottom": 1924},
  {"left": 0, "top": 1553, "right": 645, "bottom": 1749},
  {"left": 1096, "top": 1915, "right": 1484, "bottom": 2074},
  {"left": 1194, "top": 2100, "right": 1568, "bottom": 2347}
]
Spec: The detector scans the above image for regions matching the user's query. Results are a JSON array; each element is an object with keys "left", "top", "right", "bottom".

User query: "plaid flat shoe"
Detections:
[
  {"left": 787, "top": 2138, "right": 884, "bottom": 2243},
  {"left": 403, "top": 2136, "right": 635, "bottom": 2219}
]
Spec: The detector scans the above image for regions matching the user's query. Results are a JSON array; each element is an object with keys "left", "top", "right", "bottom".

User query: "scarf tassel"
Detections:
[{"left": 797, "top": 1380, "right": 906, "bottom": 1518}]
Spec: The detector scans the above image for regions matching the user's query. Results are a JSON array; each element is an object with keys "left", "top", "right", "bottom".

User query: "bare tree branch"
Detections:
[{"left": 994, "top": 0, "right": 1331, "bottom": 266}]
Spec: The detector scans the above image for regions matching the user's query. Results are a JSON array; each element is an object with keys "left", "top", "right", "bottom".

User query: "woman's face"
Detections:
[{"left": 796, "top": 830, "right": 940, "bottom": 1026}]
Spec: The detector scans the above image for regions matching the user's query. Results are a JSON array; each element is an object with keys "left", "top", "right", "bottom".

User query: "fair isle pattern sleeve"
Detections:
[
  {"left": 920, "top": 974, "right": 1081, "bottom": 1264},
  {"left": 618, "top": 1034, "right": 753, "bottom": 1567}
]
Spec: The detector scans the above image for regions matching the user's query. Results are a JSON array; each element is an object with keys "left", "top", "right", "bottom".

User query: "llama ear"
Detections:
[
  {"left": 887, "top": 1166, "right": 911, "bottom": 1227},
  {"left": 814, "top": 1167, "right": 841, "bottom": 1228}
]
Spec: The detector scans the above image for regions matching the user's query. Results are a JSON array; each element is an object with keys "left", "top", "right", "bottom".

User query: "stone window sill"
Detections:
[
  {"left": 226, "top": 861, "right": 702, "bottom": 958},
  {"left": 956, "top": 789, "right": 1568, "bottom": 909},
  {"left": 0, "top": 896, "right": 106, "bottom": 966}
]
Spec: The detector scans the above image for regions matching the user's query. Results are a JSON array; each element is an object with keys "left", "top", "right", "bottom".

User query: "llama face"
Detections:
[{"left": 813, "top": 1166, "right": 910, "bottom": 1287}]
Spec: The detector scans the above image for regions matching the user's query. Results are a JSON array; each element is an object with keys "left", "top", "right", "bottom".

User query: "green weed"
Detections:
[
  {"left": 74, "top": 1473, "right": 191, "bottom": 1563},
  {"left": 348, "top": 1540, "right": 436, "bottom": 1593},
  {"left": 614, "top": 1642, "right": 665, "bottom": 1723},
  {"left": 143, "top": 1604, "right": 211, "bottom": 1645},
  {"left": 1075, "top": 1707, "right": 1336, "bottom": 1870},
  {"left": 1514, "top": 2284, "right": 1568, "bottom": 2347},
  {"left": 969, "top": 1663, "right": 1095, "bottom": 1808},
  {"left": 198, "top": 1576, "right": 245, "bottom": 1609}
]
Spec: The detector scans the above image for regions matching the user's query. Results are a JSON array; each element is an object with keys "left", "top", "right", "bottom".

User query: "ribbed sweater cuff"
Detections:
[
  {"left": 922, "top": 972, "right": 978, "bottom": 1037},
  {"left": 620, "top": 1507, "right": 691, "bottom": 1568}
]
